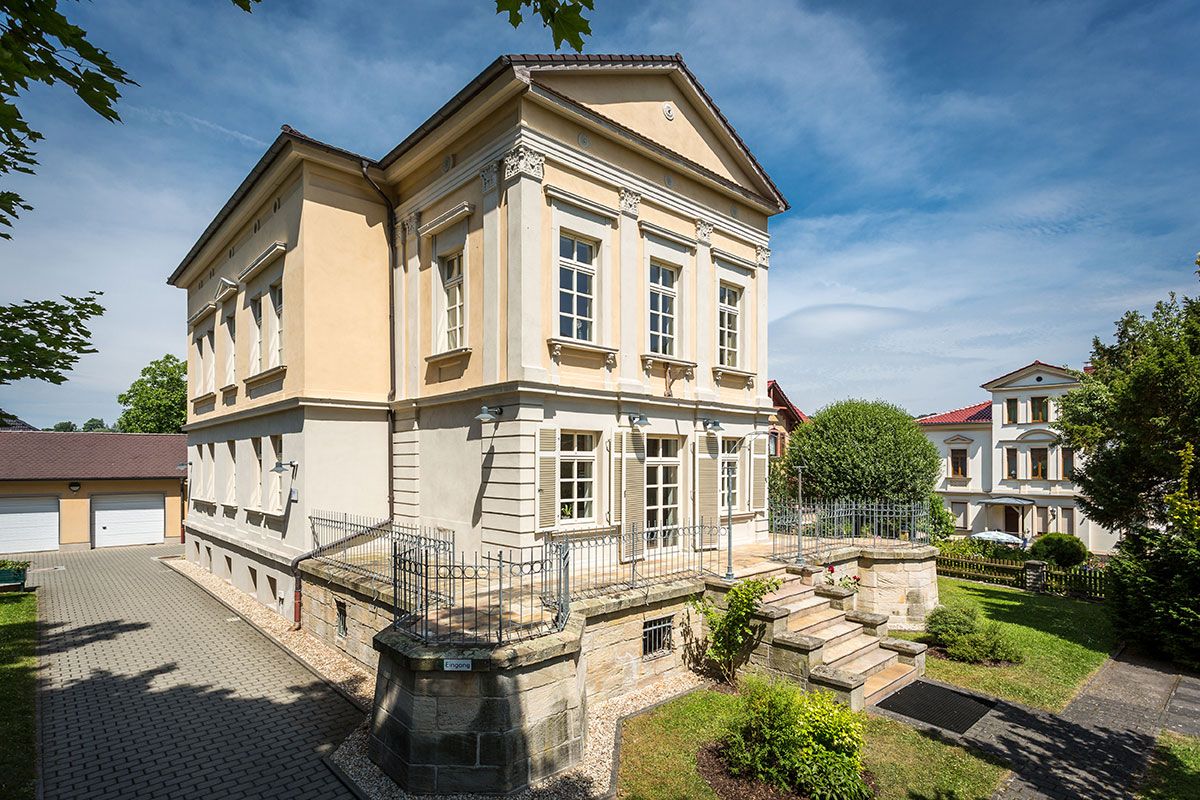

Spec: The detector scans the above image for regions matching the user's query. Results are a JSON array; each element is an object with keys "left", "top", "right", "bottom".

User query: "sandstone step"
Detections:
[
  {"left": 764, "top": 579, "right": 813, "bottom": 606},
  {"left": 864, "top": 662, "right": 919, "bottom": 706},
  {"left": 824, "top": 633, "right": 879, "bottom": 667},
  {"left": 782, "top": 593, "right": 831, "bottom": 617},
  {"left": 733, "top": 561, "right": 788, "bottom": 581},
  {"left": 837, "top": 645, "right": 897, "bottom": 678},
  {"left": 788, "top": 605, "right": 843, "bottom": 634},
  {"left": 810, "top": 620, "right": 864, "bottom": 649}
]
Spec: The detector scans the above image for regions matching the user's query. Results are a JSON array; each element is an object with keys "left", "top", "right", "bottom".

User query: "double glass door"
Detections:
[{"left": 645, "top": 437, "right": 681, "bottom": 550}]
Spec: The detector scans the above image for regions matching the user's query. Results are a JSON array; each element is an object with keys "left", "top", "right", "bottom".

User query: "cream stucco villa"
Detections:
[
  {"left": 168, "top": 54, "right": 788, "bottom": 615},
  {"left": 918, "top": 360, "right": 1119, "bottom": 554}
]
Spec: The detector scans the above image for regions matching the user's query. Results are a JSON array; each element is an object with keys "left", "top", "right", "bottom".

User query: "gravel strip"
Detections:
[
  {"left": 163, "top": 555, "right": 376, "bottom": 709},
  {"left": 331, "top": 672, "right": 703, "bottom": 800}
]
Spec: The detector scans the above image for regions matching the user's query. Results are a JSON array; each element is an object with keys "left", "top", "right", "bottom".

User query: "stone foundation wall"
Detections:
[{"left": 299, "top": 560, "right": 394, "bottom": 673}]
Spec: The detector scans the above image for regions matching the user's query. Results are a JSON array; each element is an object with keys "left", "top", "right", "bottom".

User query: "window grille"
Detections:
[
  {"left": 642, "top": 615, "right": 674, "bottom": 659},
  {"left": 336, "top": 600, "right": 348, "bottom": 638}
]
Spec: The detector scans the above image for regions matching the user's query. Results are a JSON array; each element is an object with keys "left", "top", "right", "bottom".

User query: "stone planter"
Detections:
[{"left": 0, "top": 566, "right": 28, "bottom": 591}]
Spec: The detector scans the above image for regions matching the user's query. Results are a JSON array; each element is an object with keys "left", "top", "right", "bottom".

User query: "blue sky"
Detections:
[{"left": 1, "top": 0, "right": 1197, "bottom": 427}]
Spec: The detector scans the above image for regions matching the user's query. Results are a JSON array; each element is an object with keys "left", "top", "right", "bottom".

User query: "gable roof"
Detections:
[
  {"left": 0, "top": 432, "right": 187, "bottom": 481},
  {"left": 980, "top": 360, "right": 1073, "bottom": 390},
  {"left": 917, "top": 401, "right": 992, "bottom": 426},
  {"left": 768, "top": 380, "right": 809, "bottom": 424},
  {"left": 0, "top": 411, "right": 36, "bottom": 432}
]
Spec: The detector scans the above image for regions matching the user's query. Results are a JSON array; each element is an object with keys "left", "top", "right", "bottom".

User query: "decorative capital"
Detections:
[
  {"left": 402, "top": 211, "right": 420, "bottom": 239},
  {"left": 619, "top": 188, "right": 641, "bottom": 218},
  {"left": 480, "top": 162, "right": 498, "bottom": 194},
  {"left": 605, "top": 351, "right": 617, "bottom": 370},
  {"left": 503, "top": 145, "right": 545, "bottom": 182},
  {"left": 550, "top": 342, "right": 562, "bottom": 363},
  {"left": 695, "top": 219, "right": 713, "bottom": 246},
  {"left": 746, "top": 375, "right": 755, "bottom": 388},
  {"left": 756, "top": 245, "right": 771, "bottom": 268}
]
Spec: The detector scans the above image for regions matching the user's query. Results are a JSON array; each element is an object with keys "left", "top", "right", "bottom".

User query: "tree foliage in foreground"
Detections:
[
  {"left": 0, "top": 292, "right": 105, "bottom": 386},
  {"left": 1107, "top": 444, "right": 1200, "bottom": 669},
  {"left": 116, "top": 354, "right": 186, "bottom": 434},
  {"left": 774, "top": 400, "right": 941, "bottom": 503},
  {"left": 1056, "top": 257, "right": 1200, "bottom": 532}
]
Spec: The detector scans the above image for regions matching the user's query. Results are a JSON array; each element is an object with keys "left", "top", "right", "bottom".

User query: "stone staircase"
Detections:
[{"left": 735, "top": 563, "right": 926, "bottom": 710}]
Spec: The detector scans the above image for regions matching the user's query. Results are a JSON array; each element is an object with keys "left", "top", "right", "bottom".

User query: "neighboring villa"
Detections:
[
  {"left": 767, "top": 379, "right": 808, "bottom": 456},
  {"left": 918, "top": 360, "right": 1118, "bottom": 553},
  {"left": 168, "top": 54, "right": 788, "bottom": 615}
]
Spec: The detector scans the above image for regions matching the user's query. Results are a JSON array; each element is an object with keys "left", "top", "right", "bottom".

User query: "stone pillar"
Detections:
[
  {"left": 369, "top": 623, "right": 585, "bottom": 795},
  {"left": 1024, "top": 559, "right": 1048, "bottom": 593}
]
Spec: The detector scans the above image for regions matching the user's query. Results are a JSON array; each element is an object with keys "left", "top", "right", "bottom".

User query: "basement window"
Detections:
[
  {"left": 336, "top": 601, "right": 348, "bottom": 638},
  {"left": 642, "top": 615, "right": 674, "bottom": 659}
]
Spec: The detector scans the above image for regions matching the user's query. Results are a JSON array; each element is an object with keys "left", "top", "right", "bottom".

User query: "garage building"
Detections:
[{"left": 0, "top": 431, "right": 186, "bottom": 554}]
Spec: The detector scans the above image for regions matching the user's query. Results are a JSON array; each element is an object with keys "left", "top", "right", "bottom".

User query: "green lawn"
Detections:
[
  {"left": 617, "top": 688, "right": 1005, "bottom": 800},
  {"left": 895, "top": 577, "right": 1116, "bottom": 711},
  {"left": 1138, "top": 732, "right": 1200, "bottom": 800},
  {"left": 0, "top": 592, "right": 37, "bottom": 800}
]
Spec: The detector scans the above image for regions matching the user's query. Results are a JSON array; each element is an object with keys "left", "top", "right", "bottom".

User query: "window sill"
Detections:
[
  {"left": 243, "top": 365, "right": 286, "bottom": 390},
  {"left": 219, "top": 501, "right": 238, "bottom": 510},
  {"left": 219, "top": 383, "right": 238, "bottom": 395},
  {"left": 245, "top": 506, "right": 287, "bottom": 520},
  {"left": 641, "top": 354, "right": 697, "bottom": 379},
  {"left": 548, "top": 338, "right": 618, "bottom": 367},
  {"left": 712, "top": 366, "right": 755, "bottom": 387},
  {"left": 191, "top": 391, "right": 217, "bottom": 405},
  {"left": 191, "top": 498, "right": 217, "bottom": 509},
  {"left": 425, "top": 347, "right": 472, "bottom": 365},
  {"left": 947, "top": 476, "right": 971, "bottom": 484}
]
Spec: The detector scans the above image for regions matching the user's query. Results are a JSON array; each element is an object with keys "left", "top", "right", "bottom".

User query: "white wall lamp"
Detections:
[
  {"left": 703, "top": 419, "right": 724, "bottom": 434},
  {"left": 628, "top": 412, "right": 650, "bottom": 430},
  {"left": 475, "top": 405, "right": 504, "bottom": 424},
  {"left": 271, "top": 460, "right": 298, "bottom": 474}
]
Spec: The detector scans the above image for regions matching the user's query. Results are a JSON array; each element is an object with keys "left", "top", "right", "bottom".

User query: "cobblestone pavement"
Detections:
[{"left": 24, "top": 543, "right": 360, "bottom": 800}]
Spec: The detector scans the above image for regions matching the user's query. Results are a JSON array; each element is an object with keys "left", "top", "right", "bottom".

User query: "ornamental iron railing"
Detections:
[{"left": 769, "top": 499, "right": 933, "bottom": 564}]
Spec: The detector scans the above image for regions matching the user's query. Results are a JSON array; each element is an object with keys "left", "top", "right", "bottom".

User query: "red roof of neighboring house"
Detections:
[
  {"left": 917, "top": 401, "right": 992, "bottom": 426},
  {"left": 0, "top": 432, "right": 187, "bottom": 481},
  {"left": 768, "top": 380, "right": 809, "bottom": 425}
]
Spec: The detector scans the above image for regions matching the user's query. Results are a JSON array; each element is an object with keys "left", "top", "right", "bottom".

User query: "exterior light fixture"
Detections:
[
  {"left": 68, "top": 481, "right": 81, "bottom": 493},
  {"left": 271, "top": 460, "right": 298, "bottom": 474},
  {"left": 475, "top": 405, "right": 503, "bottom": 424},
  {"left": 628, "top": 413, "right": 650, "bottom": 430},
  {"left": 176, "top": 461, "right": 190, "bottom": 471},
  {"left": 703, "top": 419, "right": 724, "bottom": 434}
]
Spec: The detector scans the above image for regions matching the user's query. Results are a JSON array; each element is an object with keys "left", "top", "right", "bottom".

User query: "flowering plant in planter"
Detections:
[
  {"left": 0, "top": 559, "right": 32, "bottom": 590},
  {"left": 823, "top": 565, "right": 861, "bottom": 593}
]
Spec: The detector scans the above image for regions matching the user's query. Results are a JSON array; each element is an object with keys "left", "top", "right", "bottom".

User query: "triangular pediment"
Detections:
[
  {"left": 529, "top": 66, "right": 783, "bottom": 209},
  {"left": 944, "top": 434, "right": 974, "bottom": 445},
  {"left": 982, "top": 361, "right": 1077, "bottom": 391}
]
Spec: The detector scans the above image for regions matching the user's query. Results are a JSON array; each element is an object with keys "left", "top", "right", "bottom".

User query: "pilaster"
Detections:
[
  {"left": 480, "top": 163, "right": 501, "bottom": 384},
  {"left": 504, "top": 145, "right": 548, "bottom": 384},
  {"left": 617, "top": 188, "right": 643, "bottom": 391}
]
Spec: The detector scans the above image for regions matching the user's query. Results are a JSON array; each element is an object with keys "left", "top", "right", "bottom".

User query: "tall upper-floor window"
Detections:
[
  {"left": 251, "top": 437, "right": 263, "bottom": 509},
  {"left": 223, "top": 309, "right": 236, "bottom": 387},
  {"left": 1062, "top": 447, "right": 1075, "bottom": 480},
  {"left": 1005, "top": 398, "right": 1019, "bottom": 424},
  {"left": 558, "top": 234, "right": 595, "bottom": 341},
  {"left": 1006, "top": 447, "right": 1019, "bottom": 479},
  {"left": 268, "top": 282, "right": 283, "bottom": 369},
  {"left": 1031, "top": 396, "right": 1049, "bottom": 423},
  {"left": 269, "top": 434, "right": 285, "bottom": 513},
  {"left": 718, "top": 283, "right": 740, "bottom": 368},
  {"left": 250, "top": 295, "right": 264, "bottom": 373},
  {"left": 224, "top": 440, "right": 237, "bottom": 505},
  {"left": 440, "top": 253, "right": 464, "bottom": 351},
  {"left": 649, "top": 262, "right": 676, "bottom": 356},
  {"left": 950, "top": 448, "right": 968, "bottom": 478},
  {"left": 1030, "top": 447, "right": 1048, "bottom": 479}
]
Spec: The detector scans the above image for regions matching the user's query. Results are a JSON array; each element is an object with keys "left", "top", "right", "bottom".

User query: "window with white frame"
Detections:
[
  {"left": 223, "top": 309, "right": 236, "bottom": 387},
  {"left": 251, "top": 437, "right": 263, "bottom": 509},
  {"left": 268, "top": 282, "right": 283, "bottom": 369},
  {"left": 718, "top": 283, "right": 740, "bottom": 368},
  {"left": 250, "top": 295, "right": 264, "bottom": 373},
  {"left": 204, "top": 442, "right": 215, "bottom": 500},
  {"left": 952, "top": 501, "right": 968, "bottom": 529},
  {"left": 558, "top": 432, "right": 596, "bottom": 523},
  {"left": 649, "top": 262, "right": 676, "bottom": 356},
  {"left": 269, "top": 434, "right": 284, "bottom": 513},
  {"left": 558, "top": 234, "right": 595, "bottom": 341},
  {"left": 204, "top": 328, "right": 215, "bottom": 394},
  {"left": 193, "top": 331, "right": 205, "bottom": 395},
  {"left": 224, "top": 441, "right": 237, "bottom": 505},
  {"left": 645, "top": 437, "right": 681, "bottom": 549},
  {"left": 719, "top": 438, "right": 740, "bottom": 510},
  {"left": 440, "top": 253, "right": 464, "bottom": 351}
]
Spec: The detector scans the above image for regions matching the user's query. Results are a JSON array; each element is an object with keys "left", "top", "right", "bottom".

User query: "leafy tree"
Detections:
[
  {"left": 116, "top": 354, "right": 186, "bottom": 433},
  {"left": 1106, "top": 444, "right": 1200, "bottom": 668},
  {"left": 0, "top": 292, "right": 105, "bottom": 385},
  {"left": 1056, "top": 261, "right": 1200, "bottom": 532},
  {"left": 774, "top": 400, "right": 941, "bottom": 503},
  {"left": 81, "top": 417, "right": 109, "bottom": 431},
  {"left": 2, "top": 2, "right": 595, "bottom": 236},
  {"left": 48, "top": 420, "right": 76, "bottom": 432}
]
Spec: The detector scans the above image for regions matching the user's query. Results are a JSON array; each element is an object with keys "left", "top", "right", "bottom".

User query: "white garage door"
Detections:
[
  {"left": 0, "top": 496, "right": 60, "bottom": 554},
  {"left": 92, "top": 494, "right": 165, "bottom": 548}
]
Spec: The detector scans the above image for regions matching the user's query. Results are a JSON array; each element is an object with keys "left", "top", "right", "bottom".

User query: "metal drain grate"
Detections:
[{"left": 877, "top": 680, "right": 995, "bottom": 734}]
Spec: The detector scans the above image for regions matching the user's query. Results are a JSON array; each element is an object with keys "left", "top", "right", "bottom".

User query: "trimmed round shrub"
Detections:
[
  {"left": 925, "top": 600, "right": 980, "bottom": 645},
  {"left": 1029, "top": 532, "right": 1089, "bottom": 568},
  {"left": 945, "top": 621, "right": 1025, "bottom": 664},
  {"left": 723, "top": 675, "right": 871, "bottom": 799}
]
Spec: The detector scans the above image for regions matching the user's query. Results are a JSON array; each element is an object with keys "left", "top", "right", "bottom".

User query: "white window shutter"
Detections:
[
  {"left": 751, "top": 435, "right": 768, "bottom": 510},
  {"left": 620, "top": 431, "right": 646, "bottom": 563},
  {"left": 610, "top": 433, "right": 623, "bottom": 526},
  {"left": 537, "top": 428, "right": 558, "bottom": 530}
]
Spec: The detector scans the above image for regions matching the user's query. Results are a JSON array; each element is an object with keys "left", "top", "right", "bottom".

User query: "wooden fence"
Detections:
[{"left": 935, "top": 555, "right": 1108, "bottom": 602}]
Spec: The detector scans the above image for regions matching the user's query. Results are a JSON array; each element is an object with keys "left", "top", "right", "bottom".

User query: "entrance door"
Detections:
[
  {"left": 92, "top": 494, "right": 165, "bottom": 547},
  {"left": 645, "top": 437, "right": 681, "bottom": 550},
  {"left": 1004, "top": 505, "right": 1021, "bottom": 534}
]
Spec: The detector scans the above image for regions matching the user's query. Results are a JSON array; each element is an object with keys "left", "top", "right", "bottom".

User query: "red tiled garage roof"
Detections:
[
  {"left": 0, "top": 432, "right": 187, "bottom": 481},
  {"left": 917, "top": 401, "right": 992, "bottom": 426}
]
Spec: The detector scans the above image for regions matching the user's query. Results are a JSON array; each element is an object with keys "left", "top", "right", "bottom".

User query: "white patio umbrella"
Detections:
[{"left": 970, "top": 530, "right": 1025, "bottom": 546}]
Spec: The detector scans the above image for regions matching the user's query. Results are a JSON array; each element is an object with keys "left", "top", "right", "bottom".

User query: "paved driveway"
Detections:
[{"left": 25, "top": 543, "right": 360, "bottom": 800}]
